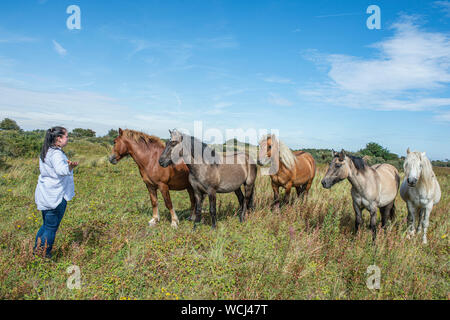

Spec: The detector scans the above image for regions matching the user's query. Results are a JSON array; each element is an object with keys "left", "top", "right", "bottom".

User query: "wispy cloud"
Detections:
[
  {"left": 434, "top": 1, "right": 450, "bottom": 17},
  {"left": 0, "top": 28, "right": 38, "bottom": 43},
  {"left": 263, "top": 76, "right": 293, "bottom": 84},
  {"left": 299, "top": 16, "right": 450, "bottom": 117},
  {"left": 52, "top": 40, "right": 67, "bottom": 56},
  {"left": 315, "top": 12, "right": 360, "bottom": 18},
  {"left": 0, "top": 85, "right": 188, "bottom": 135},
  {"left": 268, "top": 92, "right": 293, "bottom": 107}
]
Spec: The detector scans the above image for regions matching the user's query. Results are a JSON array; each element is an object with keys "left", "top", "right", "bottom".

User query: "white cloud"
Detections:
[
  {"left": 52, "top": 40, "right": 67, "bottom": 56},
  {"left": 300, "top": 17, "right": 450, "bottom": 115}
]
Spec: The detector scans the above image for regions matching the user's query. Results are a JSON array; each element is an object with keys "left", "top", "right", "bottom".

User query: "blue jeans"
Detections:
[{"left": 34, "top": 198, "right": 67, "bottom": 258}]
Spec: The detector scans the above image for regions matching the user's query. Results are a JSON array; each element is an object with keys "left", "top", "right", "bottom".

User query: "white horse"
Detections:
[{"left": 400, "top": 148, "right": 441, "bottom": 244}]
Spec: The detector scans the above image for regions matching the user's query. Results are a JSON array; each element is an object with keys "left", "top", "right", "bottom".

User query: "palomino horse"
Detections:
[
  {"left": 109, "top": 128, "right": 195, "bottom": 228},
  {"left": 258, "top": 134, "right": 316, "bottom": 207},
  {"left": 400, "top": 148, "right": 441, "bottom": 244},
  {"left": 159, "top": 129, "right": 257, "bottom": 229},
  {"left": 321, "top": 150, "right": 400, "bottom": 240}
]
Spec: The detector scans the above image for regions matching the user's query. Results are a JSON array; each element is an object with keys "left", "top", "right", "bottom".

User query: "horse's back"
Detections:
[
  {"left": 372, "top": 163, "right": 399, "bottom": 205},
  {"left": 294, "top": 151, "right": 316, "bottom": 180}
]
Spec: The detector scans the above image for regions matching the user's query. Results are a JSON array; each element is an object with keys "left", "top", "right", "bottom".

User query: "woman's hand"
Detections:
[{"left": 68, "top": 160, "right": 79, "bottom": 171}]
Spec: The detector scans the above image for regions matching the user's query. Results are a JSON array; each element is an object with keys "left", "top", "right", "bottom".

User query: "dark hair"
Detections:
[
  {"left": 40, "top": 126, "right": 67, "bottom": 162},
  {"left": 349, "top": 155, "right": 366, "bottom": 171}
]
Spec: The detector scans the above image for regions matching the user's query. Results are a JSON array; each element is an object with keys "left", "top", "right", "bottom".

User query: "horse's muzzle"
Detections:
[
  {"left": 321, "top": 179, "right": 332, "bottom": 189},
  {"left": 407, "top": 177, "right": 418, "bottom": 187},
  {"left": 109, "top": 154, "right": 118, "bottom": 165},
  {"left": 159, "top": 158, "right": 170, "bottom": 168}
]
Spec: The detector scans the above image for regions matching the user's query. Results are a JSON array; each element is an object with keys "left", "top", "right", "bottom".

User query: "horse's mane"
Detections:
[
  {"left": 409, "top": 152, "right": 435, "bottom": 190},
  {"left": 123, "top": 129, "right": 165, "bottom": 148},
  {"left": 349, "top": 155, "right": 366, "bottom": 171},
  {"left": 181, "top": 133, "right": 222, "bottom": 165},
  {"left": 259, "top": 134, "right": 297, "bottom": 170}
]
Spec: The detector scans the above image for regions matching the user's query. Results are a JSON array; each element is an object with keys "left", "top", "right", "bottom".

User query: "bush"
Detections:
[
  {"left": 0, "top": 118, "right": 21, "bottom": 131},
  {"left": 0, "top": 130, "right": 43, "bottom": 158}
]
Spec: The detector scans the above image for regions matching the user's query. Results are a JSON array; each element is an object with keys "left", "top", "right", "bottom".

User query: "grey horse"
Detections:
[{"left": 159, "top": 129, "right": 257, "bottom": 229}]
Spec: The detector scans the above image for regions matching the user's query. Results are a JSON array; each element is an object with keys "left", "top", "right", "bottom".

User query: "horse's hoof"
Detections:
[
  {"left": 148, "top": 219, "right": 158, "bottom": 227},
  {"left": 171, "top": 221, "right": 179, "bottom": 229}
]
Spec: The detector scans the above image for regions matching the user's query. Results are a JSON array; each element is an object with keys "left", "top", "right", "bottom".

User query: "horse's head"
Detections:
[
  {"left": 321, "top": 150, "right": 350, "bottom": 189},
  {"left": 258, "top": 134, "right": 278, "bottom": 166},
  {"left": 159, "top": 129, "right": 184, "bottom": 168},
  {"left": 109, "top": 128, "right": 129, "bottom": 165},
  {"left": 404, "top": 148, "right": 426, "bottom": 187}
]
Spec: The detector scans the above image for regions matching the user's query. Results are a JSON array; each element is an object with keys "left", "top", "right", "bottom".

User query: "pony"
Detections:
[
  {"left": 109, "top": 128, "right": 195, "bottom": 228},
  {"left": 400, "top": 148, "right": 441, "bottom": 244},
  {"left": 321, "top": 150, "right": 400, "bottom": 240},
  {"left": 258, "top": 134, "right": 315, "bottom": 207},
  {"left": 158, "top": 129, "right": 257, "bottom": 229}
]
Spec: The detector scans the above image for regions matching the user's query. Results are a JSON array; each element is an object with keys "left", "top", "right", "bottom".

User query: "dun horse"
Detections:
[
  {"left": 258, "top": 134, "right": 315, "bottom": 207},
  {"left": 109, "top": 128, "right": 195, "bottom": 228},
  {"left": 321, "top": 150, "right": 400, "bottom": 240},
  {"left": 400, "top": 148, "right": 441, "bottom": 244},
  {"left": 158, "top": 129, "right": 257, "bottom": 229}
]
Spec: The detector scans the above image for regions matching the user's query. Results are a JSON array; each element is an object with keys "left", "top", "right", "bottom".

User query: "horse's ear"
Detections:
[
  {"left": 407, "top": 147, "right": 410, "bottom": 154},
  {"left": 421, "top": 152, "right": 426, "bottom": 158},
  {"left": 119, "top": 128, "right": 123, "bottom": 136},
  {"left": 339, "top": 149, "right": 345, "bottom": 161},
  {"left": 169, "top": 129, "right": 172, "bottom": 135}
]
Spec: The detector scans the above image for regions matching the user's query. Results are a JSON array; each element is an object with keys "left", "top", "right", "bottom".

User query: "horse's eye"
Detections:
[{"left": 268, "top": 145, "right": 272, "bottom": 150}]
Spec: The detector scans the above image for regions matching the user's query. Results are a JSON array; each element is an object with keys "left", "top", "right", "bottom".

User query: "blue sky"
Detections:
[{"left": 0, "top": 0, "right": 449, "bottom": 159}]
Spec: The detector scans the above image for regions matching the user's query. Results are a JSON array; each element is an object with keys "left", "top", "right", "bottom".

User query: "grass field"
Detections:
[{"left": 0, "top": 140, "right": 448, "bottom": 299}]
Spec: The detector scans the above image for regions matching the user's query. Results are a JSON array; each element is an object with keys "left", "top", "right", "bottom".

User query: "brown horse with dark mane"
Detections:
[
  {"left": 258, "top": 134, "right": 316, "bottom": 207},
  {"left": 109, "top": 128, "right": 195, "bottom": 228}
]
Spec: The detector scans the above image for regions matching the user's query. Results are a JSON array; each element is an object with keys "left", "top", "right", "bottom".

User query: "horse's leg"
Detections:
[
  {"left": 234, "top": 188, "right": 244, "bottom": 217},
  {"left": 146, "top": 185, "right": 160, "bottom": 227},
  {"left": 380, "top": 203, "right": 392, "bottom": 228},
  {"left": 208, "top": 190, "right": 217, "bottom": 229},
  {"left": 284, "top": 181, "right": 293, "bottom": 205},
  {"left": 193, "top": 192, "right": 205, "bottom": 230},
  {"left": 353, "top": 200, "right": 363, "bottom": 234},
  {"left": 159, "top": 184, "right": 179, "bottom": 228},
  {"left": 248, "top": 184, "right": 255, "bottom": 210},
  {"left": 242, "top": 183, "right": 254, "bottom": 222},
  {"left": 369, "top": 207, "right": 378, "bottom": 241},
  {"left": 421, "top": 204, "right": 433, "bottom": 244},
  {"left": 272, "top": 182, "right": 280, "bottom": 209},
  {"left": 417, "top": 207, "right": 425, "bottom": 235},
  {"left": 187, "top": 187, "right": 196, "bottom": 221},
  {"left": 406, "top": 202, "right": 416, "bottom": 239}
]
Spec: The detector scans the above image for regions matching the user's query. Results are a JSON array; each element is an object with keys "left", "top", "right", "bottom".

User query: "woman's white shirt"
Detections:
[{"left": 35, "top": 147, "right": 75, "bottom": 211}]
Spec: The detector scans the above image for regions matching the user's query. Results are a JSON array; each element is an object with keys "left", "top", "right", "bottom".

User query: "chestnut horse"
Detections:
[
  {"left": 109, "top": 128, "right": 195, "bottom": 228},
  {"left": 258, "top": 134, "right": 316, "bottom": 207}
]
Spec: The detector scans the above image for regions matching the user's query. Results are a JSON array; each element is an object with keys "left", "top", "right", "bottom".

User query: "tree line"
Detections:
[{"left": 0, "top": 118, "right": 449, "bottom": 169}]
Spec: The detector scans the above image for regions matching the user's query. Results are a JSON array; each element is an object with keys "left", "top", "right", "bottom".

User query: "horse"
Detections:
[
  {"left": 258, "top": 134, "right": 316, "bottom": 207},
  {"left": 321, "top": 150, "right": 400, "bottom": 240},
  {"left": 158, "top": 129, "right": 257, "bottom": 229},
  {"left": 400, "top": 148, "right": 441, "bottom": 244},
  {"left": 109, "top": 128, "right": 195, "bottom": 228}
]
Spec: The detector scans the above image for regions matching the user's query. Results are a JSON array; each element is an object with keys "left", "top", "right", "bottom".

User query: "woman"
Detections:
[{"left": 34, "top": 126, "right": 78, "bottom": 258}]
